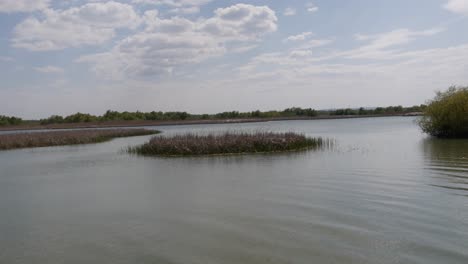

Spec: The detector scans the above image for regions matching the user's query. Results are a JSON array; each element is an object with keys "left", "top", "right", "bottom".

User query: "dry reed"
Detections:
[
  {"left": 0, "top": 129, "right": 158, "bottom": 150},
  {"left": 129, "top": 132, "right": 328, "bottom": 156}
]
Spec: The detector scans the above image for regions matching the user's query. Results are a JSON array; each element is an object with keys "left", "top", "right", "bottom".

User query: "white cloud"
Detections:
[
  {"left": 0, "top": 0, "right": 49, "bottom": 13},
  {"left": 230, "top": 44, "right": 258, "bottom": 53},
  {"left": 201, "top": 4, "right": 277, "bottom": 41},
  {"left": 346, "top": 27, "right": 445, "bottom": 59},
  {"left": 238, "top": 27, "right": 448, "bottom": 78},
  {"left": 132, "top": 0, "right": 212, "bottom": 7},
  {"left": 168, "top": 6, "right": 200, "bottom": 14},
  {"left": 78, "top": 4, "right": 278, "bottom": 79},
  {"left": 283, "top": 7, "right": 296, "bottom": 16},
  {"left": 284, "top": 32, "right": 314, "bottom": 42},
  {"left": 238, "top": 27, "right": 464, "bottom": 89},
  {"left": 444, "top": 0, "right": 468, "bottom": 15},
  {"left": 306, "top": 2, "right": 319, "bottom": 13},
  {"left": 34, "top": 65, "right": 64, "bottom": 73},
  {"left": 299, "top": 39, "right": 334, "bottom": 49},
  {"left": 78, "top": 32, "right": 225, "bottom": 78},
  {"left": 12, "top": 1, "right": 141, "bottom": 51}
]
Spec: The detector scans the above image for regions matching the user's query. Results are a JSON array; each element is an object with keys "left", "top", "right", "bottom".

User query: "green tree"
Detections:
[
  {"left": 40, "top": 115, "right": 64, "bottom": 125},
  {"left": 419, "top": 86, "right": 468, "bottom": 138},
  {"left": 0, "top": 115, "right": 23, "bottom": 126}
]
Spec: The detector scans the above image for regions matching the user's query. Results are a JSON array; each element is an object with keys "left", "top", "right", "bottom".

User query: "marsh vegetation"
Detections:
[
  {"left": 128, "top": 132, "right": 329, "bottom": 156},
  {"left": 0, "top": 129, "right": 158, "bottom": 150}
]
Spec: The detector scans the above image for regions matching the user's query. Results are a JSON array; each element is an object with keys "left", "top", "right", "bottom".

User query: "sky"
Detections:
[{"left": 0, "top": 0, "right": 467, "bottom": 119}]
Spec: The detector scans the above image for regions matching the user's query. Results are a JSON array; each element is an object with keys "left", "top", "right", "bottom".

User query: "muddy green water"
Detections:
[{"left": 0, "top": 117, "right": 467, "bottom": 264}]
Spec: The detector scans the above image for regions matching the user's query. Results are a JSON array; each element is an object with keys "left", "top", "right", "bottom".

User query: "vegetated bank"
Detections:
[
  {"left": 128, "top": 132, "right": 330, "bottom": 156},
  {"left": 419, "top": 86, "right": 468, "bottom": 138},
  {"left": 37, "top": 105, "right": 425, "bottom": 124},
  {"left": 0, "top": 129, "right": 158, "bottom": 150},
  {"left": 0, "top": 115, "right": 22, "bottom": 126},
  {"left": 0, "top": 105, "right": 426, "bottom": 131}
]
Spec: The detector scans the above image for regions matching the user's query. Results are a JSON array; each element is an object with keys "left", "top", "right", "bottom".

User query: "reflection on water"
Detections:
[{"left": 422, "top": 139, "right": 468, "bottom": 196}]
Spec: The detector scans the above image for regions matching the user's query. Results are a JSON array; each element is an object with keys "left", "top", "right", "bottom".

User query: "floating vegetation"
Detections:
[
  {"left": 128, "top": 132, "right": 330, "bottom": 156},
  {"left": 0, "top": 129, "right": 158, "bottom": 150}
]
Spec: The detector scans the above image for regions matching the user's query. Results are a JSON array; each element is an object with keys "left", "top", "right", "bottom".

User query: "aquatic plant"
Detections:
[
  {"left": 128, "top": 132, "right": 329, "bottom": 156},
  {"left": 0, "top": 129, "right": 158, "bottom": 150},
  {"left": 419, "top": 86, "right": 468, "bottom": 138}
]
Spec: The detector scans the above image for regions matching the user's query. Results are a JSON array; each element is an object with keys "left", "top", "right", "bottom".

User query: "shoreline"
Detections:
[
  {"left": 0, "top": 113, "right": 420, "bottom": 132},
  {"left": 0, "top": 129, "right": 158, "bottom": 150}
]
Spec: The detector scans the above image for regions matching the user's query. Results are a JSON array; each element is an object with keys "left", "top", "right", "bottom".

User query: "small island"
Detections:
[
  {"left": 0, "top": 129, "right": 158, "bottom": 150},
  {"left": 128, "top": 132, "right": 328, "bottom": 156}
]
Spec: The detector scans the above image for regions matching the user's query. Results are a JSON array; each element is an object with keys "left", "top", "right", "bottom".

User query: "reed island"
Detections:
[{"left": 128, "top": 132, "right": 328, "bottom": 156}]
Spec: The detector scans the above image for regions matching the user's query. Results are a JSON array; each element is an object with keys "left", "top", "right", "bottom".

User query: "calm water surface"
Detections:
[{"left": 0, "top": 117, "right": 467, "bottom": 264}]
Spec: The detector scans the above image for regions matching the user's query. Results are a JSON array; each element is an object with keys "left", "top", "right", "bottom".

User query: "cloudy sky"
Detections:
[{"left": 0, "top": 0, "right": 467, "bottom": 118}]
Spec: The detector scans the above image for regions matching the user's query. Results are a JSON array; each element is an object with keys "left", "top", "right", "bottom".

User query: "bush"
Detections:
[
  {"left": 0, "top": 115, "right": 23, "bottom": 126},
  {"left": 419, "top": 86, "right": 468, "bottom": 138},
  {"left": 40, "top": 115, "right": 64, "bottom": 125}
]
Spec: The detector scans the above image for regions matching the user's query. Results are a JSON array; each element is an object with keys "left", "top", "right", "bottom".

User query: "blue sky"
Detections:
[{"left": 0, "top": 0, "right": 467, "bottom": 119}]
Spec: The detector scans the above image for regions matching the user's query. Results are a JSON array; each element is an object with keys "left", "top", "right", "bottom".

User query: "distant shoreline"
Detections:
[{"left": 0, "top": 113, "right": 421, "bottom": 132}]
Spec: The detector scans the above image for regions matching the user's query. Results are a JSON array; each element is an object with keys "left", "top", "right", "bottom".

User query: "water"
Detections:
[{"left": 0, "top": 117, "right": 467, "bottom": 264}]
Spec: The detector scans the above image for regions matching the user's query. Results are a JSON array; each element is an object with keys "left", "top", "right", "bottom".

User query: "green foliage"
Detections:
[
  {"left": 329, "top": 105, "right": 421, "bottom": 116},
  {"left": 40, "top": 115, "right": 64, "bottom": 125},
  {"left": 103, "top": 110, "right": 190, "bottom": 121},
  {"left": 64, "top": 112, "right": 97, "bottom": 123},
  {"left": 27, "top": 104, "right": 427, "bottom": 127},
  {"left": 40, "top": 113, "right": 97, "bottom": 124},
  {"left": 0, "top": 115, "right": 23, "bottom": 126},
  {"left": 419, "top": 86, "right": 468, "bottom": 138},
  {"left": 214, "top": 107, "right": 317, "bottom": 119},
  {"left": 283, "top": 107, "right": 317, "bottom": 117}
]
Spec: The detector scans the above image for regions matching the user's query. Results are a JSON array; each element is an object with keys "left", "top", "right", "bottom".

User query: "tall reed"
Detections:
[
  {"left": 0, "top": 129, "right": 158, "bottom": 150},
  {"left": 129, "top": 132, "right": 329, "bottom": 156}
]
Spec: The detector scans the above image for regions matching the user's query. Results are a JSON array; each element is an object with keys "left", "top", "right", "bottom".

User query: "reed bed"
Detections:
[
  {"left": 129, "top": 132, "right": 329, "bottom": 156},
  {"left": 0, "top": 129, "right": 158, "bottom": 150}
]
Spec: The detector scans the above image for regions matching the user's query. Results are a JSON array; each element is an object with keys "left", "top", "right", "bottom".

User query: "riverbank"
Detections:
[
  {"left": 0, "top": 113, "right": 421, "bottom": 132},
  {"left": 0, "top": 129, "right": 158, "bottom": 150}
]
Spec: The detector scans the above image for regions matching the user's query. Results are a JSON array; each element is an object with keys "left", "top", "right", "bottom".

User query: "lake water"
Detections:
[{"left": 1, "top": 117, "right": 467, "bottom": 264}]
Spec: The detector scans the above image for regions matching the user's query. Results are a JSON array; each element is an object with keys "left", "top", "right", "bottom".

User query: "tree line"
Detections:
[
  {"left": 38, "top": 108, "right": 319, "bottom": 124},
  {"left": 326, "top": 105, "right": 426, "bottom": 116},
  {"left": 0, "top": 105, "right": 427, "bottom": 126},
  {"left": 38, "top": 106, "right": 425, "bottom": 125},
  {"left": 0, "top": 115, "right": 22, "bottom": 126}
]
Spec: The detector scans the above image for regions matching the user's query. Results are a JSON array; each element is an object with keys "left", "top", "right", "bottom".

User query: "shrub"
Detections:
[
  {"left": 40, "top": 115, "right": 64, "bottom": 125},
  {"left": 0, "top": 115, "right": 23, "bottom": 126},
  {"left": 419, "top": 86, "right": 468, "bottom": 138}
]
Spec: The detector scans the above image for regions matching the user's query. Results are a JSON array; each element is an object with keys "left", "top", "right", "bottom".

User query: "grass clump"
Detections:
[
  {"left": 419, "top": 86, "right": 468, "bottom": 138},
  {"left": 0, "top": 129, "right": 158, "bottom": 150},
  {"left": 128, "top": 132, "right": 329, "bottom": 156}
]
